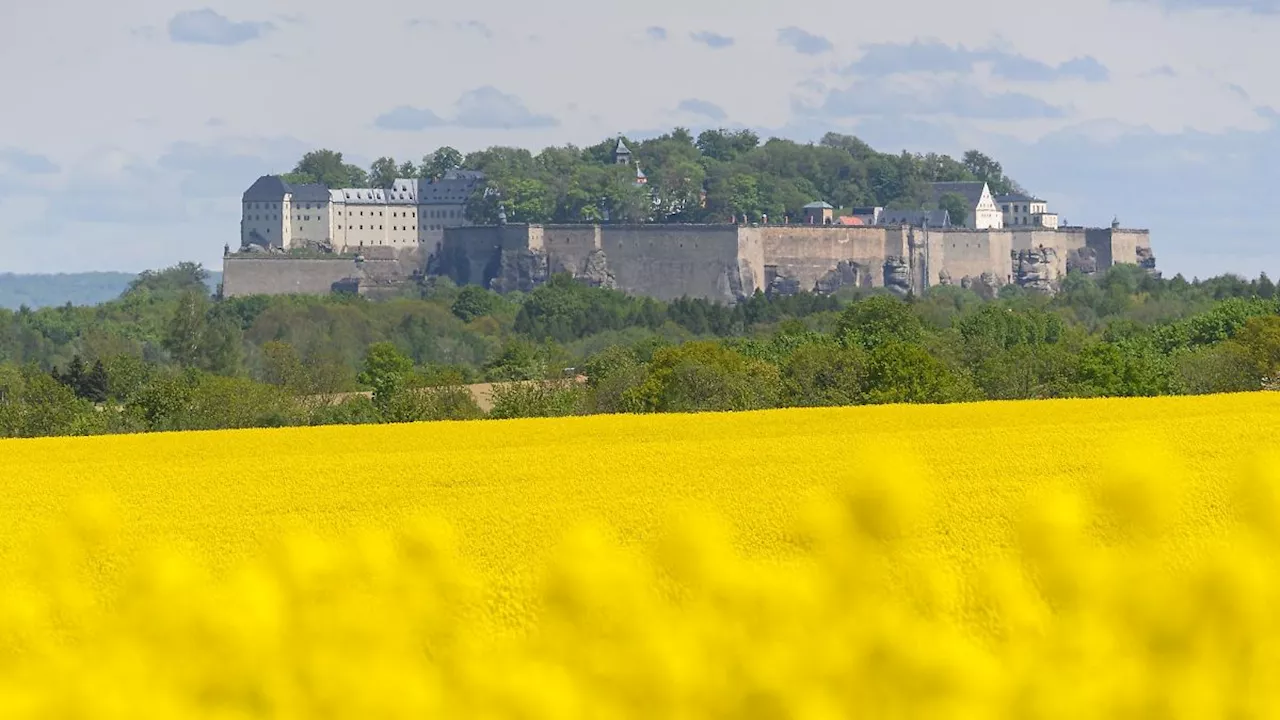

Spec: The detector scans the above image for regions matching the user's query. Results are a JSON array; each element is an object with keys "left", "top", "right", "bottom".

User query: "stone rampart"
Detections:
[
  {"left": 229, "top": 223, "right": 1156, "bottom": 302},
  {"left": 600, "top": 225, "right": 753, "bottom": 301},
  {"left": 747, "top": 225, "right": 907, "bottom": 294},
  {"left": 222, "top": 248, "right": 423, "bottom": 299},
  {"left": 222, "top": 257, "right": 363, "bottom": 298},
  {"left": 926, "top": 229, "right": 1014, "bottom": 288}
]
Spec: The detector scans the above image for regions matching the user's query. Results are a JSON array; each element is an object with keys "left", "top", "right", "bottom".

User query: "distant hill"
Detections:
[{"left": 0, "top": 272, "right": 223, "bottom": 310}]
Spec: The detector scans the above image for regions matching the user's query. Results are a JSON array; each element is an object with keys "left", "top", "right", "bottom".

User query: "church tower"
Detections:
[{"left": 613, "top": 137, "right": 632, "bottom": 165}]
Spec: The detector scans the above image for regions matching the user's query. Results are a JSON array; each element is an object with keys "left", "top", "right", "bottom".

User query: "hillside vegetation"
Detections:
[
  {"left": 0, "top": 260, "right": 1278, "bottom": 438},
  {"left": 281, "top": 128, "right": 1023, "bottom": 225}
]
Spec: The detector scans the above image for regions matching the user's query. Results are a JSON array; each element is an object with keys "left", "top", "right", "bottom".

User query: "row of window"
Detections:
[
  {"left": 1003, "top": 204, "right": 1042, "bottom": 213},
  {"left": 247, "top": 206, "right": 462, "bottom": 219},
  {"left": 332, "top": 225, "right": 454, "bottom": 232},
  {"left": 248, "top": 215, "right": 279, "bottom": 221}
]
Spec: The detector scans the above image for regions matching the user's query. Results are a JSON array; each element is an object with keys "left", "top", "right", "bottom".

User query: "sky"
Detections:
[{"left": 1, "top": 0, "right": 1278, "bottom": 280}]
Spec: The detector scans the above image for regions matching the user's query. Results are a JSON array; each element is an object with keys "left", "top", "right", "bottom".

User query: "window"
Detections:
[
  {"left": 360, "top": 225, "right": 364, "bottom": 230},
  {"left": 379, "top": 211, "right": 384, "bottom": 217}
]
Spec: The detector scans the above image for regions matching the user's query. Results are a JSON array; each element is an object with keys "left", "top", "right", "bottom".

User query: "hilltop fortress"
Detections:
[{"left": 223, "top": 154, "right": 1155, "bottom": 301}]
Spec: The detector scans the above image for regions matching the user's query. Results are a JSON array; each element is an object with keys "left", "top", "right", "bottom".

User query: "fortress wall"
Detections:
[
  {"left": 1085, "top": 228, "right": 1115, "bottom": 268},
  {"left": 439, "top": 225, "right": 534, "bottom": 286},
  {"left": 222, "top": 257, "right": 361, "bottom": 298},
  {"left": 600, "top": 225, "right": 746, "bottom": 302},
  {"left": 933, "top": 230, "right": 1014, "bottom": 285},
  {"left": 540, "top": 225, "right": 604, "bottom": 276},
  {"left": 735, "top": 228, "right": 767, "bottom": 298},
  {"left": 1010, "top": 228, "right": 1086, "bottom": 278},
  {"left": 1109, "top": 229, "right": 1149, "bottom": 266},
  {"left": 753, "top": 226, "right": 903, "bottom": 291}
]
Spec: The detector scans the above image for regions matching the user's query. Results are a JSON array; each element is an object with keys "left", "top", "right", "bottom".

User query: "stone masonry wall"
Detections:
[
  {"left": 222, "top": 257, "right": 362, "bottom": 298},
  {"left": 601, "top": 225, "right": 751, "bottom": 302},
  {"left": 749, "top": 225, "right": 907, "bottom": 293}
]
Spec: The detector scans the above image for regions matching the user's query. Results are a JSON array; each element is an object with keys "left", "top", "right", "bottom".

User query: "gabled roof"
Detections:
[
  {"left": 880, "top": 209, "right": 951, "bottom": 227},
  {"left": 803, "top": 201, "right": 834, "bottom": 210},
  {"left": 837, "top": 216, "right": 864, "bottom": 226},
  {"left": 289, "top": 183, "right": 331, "bottom": 203},
  {"left": 929, "top": 181, "right": 987, "bottom": 208},
  {"left": 243, "top": 175, "right": 291, "bottom": 202},
  {"left": 242, "top": 175, "right": 334, "bottom": 203}
]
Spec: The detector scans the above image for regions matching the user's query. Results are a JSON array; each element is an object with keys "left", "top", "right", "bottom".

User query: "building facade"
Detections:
[
  {"left": 929, "top": 182, "right": 1004, "bottom": 230},
  {"left": 996, "top": 193, "right": 1059, "bottom": 229},
  {"left": 240, "top": 170, "right": 485, "bottom": 253}
]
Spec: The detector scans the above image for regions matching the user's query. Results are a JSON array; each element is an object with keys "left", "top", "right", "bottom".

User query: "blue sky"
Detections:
[{"left": 0, "top": 0, "right": 1277, "bottom": 279}]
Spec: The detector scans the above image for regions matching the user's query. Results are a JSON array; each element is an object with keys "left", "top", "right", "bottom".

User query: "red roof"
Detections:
[{"left": 836, "top": 216, "right": 864, "bottom": 225}]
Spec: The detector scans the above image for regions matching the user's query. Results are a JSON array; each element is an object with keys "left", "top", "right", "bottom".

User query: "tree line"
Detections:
[
  {"left": 1, "top": 261, "right": 1278, "bottom": 438},
  {"left": 280, "top": 128, "right": 1024, "bottom": 227}
]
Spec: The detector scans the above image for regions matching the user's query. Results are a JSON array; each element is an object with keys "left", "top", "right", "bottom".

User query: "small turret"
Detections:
[{"left": 613, "top": 137, "right": 632, "bottom": 166}]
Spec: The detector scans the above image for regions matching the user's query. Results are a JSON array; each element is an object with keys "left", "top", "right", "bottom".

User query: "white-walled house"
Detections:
[{"left": 996, "top": 193, "right": 1059, "bottom": 229}]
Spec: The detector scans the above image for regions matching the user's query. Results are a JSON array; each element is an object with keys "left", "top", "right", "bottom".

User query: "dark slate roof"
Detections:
[
  {"left": 879, "top": 209, "right": 951, "bottom": 227},
  {"left": 848, "top": 206, "right": 883, "bottom": 215},
  {"left": 243, "top": 175, "right": 291, "bottom": 202},
  {"left": 929, "top": 181, "right": 986, "bottom": 208},
  {"left": 803, "top": 201, "right": 834, "bottom": 210},
  {"left": 994, "top": 192, "right": 1044, "bottom": 204},
  {"left": 289, "top": 183, "right": 332, "bottom": 202},
  {"left": 418, "top": 172, "right": 485, "bottom": 205},
  {"left": 242, "top": 175, "right": 331, "bottom": 203}
]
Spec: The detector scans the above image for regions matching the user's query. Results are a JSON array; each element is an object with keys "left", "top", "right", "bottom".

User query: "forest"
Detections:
[
  {"left": 1, "top": 261, "right": 1278, "bottom": 438},
  {"left": 280, "top": 127, "right": 1024, "bottom": 226}
]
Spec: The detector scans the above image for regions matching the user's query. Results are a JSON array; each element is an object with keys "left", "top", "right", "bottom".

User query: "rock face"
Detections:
[
  {"left": 1066, "top": 247, "right": 1099, "bottom": 276},
  {"left": 1014, "top": 247, "right": 1060, "bottom": 294},
  {"left": 769, "top": 275, "right": 802, "bottom": 296},
  {"left": 959, "top": 273, "right": 1000, "bottom": 300},
  {"left": 1136, "top": 246, "right": 1159, "bottom": 277},
  {"left": 815, "top": 261, "right": 864, "bottom": 295},
  {"left": 489, "top": 248, "right": 550, "bottom": 294},
  {"left": 883, "top": 257, "right": 911, "bottom": 297},
  {"left": 579, "top": 249, "right": 617, "bottom": 289}
]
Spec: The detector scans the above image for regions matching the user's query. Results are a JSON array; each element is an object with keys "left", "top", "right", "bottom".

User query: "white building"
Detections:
[
  {"left": 996, "top": 192, "right": 1059, "bottom": 229},
  {"left": 929, "top": 181, "right": 1004, "bottom": 230},
  {"left": 241, "top": 170, "right": 485, "bottom": 252}
]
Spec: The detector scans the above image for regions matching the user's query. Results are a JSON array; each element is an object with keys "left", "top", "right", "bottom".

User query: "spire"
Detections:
[{"left": 613, "top": 136, "right": 632, "bottom": 165}]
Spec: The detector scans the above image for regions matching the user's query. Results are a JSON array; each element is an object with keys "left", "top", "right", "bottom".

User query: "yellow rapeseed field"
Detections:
[{"left": 1, "top": 393, "right": 1280, "bottom": 717}]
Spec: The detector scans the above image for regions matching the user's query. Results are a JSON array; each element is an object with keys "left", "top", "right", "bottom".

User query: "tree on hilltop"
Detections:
[
  {"left": 420, "top": 147, "right": 463, "bottom": 180},
  {"left": 368, "top": 157, "right": 400, "bottom": 189},
  {"left": 962, "top": 150, "right": 1020, "bottom": 196},
  {"left": 285, "top": 149, "right": 368, "bottom": 188}
]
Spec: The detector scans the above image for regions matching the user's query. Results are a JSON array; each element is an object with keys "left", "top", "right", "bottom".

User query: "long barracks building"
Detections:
[{"left": 240, "top": 170, "right": 485, "bottom": 252}]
